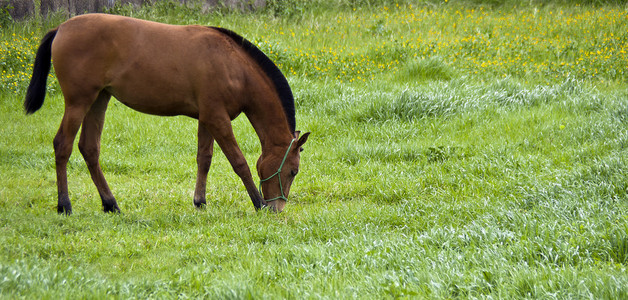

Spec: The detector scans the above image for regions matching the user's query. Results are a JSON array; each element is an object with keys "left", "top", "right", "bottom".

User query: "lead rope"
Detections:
[{"left": 258, "top": 138, "right": 296, "bottom": 202}]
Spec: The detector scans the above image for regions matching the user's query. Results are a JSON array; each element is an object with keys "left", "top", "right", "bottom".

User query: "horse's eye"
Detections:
[{"left": 291, "top": 169, "right": 299, "bottom": 176}]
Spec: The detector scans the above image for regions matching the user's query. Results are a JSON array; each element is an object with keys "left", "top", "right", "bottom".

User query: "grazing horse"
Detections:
[{"left": 24, "top": 14, "right": 309, "bottom": 214}]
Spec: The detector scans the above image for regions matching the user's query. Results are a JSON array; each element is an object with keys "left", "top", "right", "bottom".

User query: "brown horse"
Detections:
[{"left": 24, "top": 14, "right": 309, "bottom": 214}]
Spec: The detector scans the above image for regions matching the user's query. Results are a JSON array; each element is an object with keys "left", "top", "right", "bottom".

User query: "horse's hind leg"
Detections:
[
  {"left": 54, "top": 100, "right": 93, "bottom": 214},
  {"left": 78, "top": 91, "right": 119, "bottom": 213},
  {"left": 193, "top": 122, "right": 215, "bottom": 208}
]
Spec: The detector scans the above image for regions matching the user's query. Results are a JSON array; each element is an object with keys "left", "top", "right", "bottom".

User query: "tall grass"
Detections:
[{"left": 1, "top": 1, "right": 628, "bottom": 298}]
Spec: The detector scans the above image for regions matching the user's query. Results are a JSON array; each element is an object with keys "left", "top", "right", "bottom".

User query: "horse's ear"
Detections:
[{"left": 295, "top": 132, "right": 310, "bottom": 152}]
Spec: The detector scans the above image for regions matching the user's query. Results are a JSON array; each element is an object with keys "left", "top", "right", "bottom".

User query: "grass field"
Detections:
[{"left": 1, "top": 0, "right": 628, "bottom": 298}]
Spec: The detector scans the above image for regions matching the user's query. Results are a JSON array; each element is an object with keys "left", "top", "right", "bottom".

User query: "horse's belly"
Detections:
[
  {"left": 105, "top": 63, "right": 202, "bottom": 117},
  {"left": 107, "top": 87, "right": 199, "bottom": 118}
]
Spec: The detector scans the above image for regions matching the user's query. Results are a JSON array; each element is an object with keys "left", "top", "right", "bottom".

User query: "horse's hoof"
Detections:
[
  {"left": 101, "top": 197, "right": 120, "bottom": 213},
  {"left": 103, "top": 204, "right": 121, "bottom": 213},
  {"left": 57, "top": 205, "right": 72, "bottom": 215}
]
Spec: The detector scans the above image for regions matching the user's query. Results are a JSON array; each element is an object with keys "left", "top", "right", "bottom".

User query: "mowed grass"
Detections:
[{"left": 2, "top": 1, "right": 628, "bottom": 298}]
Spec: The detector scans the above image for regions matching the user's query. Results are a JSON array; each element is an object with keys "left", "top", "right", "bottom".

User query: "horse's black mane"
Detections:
[{"left": 210, "top": 26, "right": 296, "bottom": 133}]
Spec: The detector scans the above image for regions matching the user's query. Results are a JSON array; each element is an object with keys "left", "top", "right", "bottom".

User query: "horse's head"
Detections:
[{"left": 257, "top": 132, "right": 310, "bottom": 212}]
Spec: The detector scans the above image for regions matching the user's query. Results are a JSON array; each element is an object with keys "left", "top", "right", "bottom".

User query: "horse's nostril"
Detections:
[{"left": 264, "top": 204, "right": 279, "bottom": 213}]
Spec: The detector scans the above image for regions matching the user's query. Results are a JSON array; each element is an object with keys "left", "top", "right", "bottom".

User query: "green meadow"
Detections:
[{"left": 1, "top": 0, "right": 628, "bottom": 298}]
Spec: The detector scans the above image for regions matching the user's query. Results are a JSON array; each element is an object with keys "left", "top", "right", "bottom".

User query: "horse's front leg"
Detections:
[
  {"left": 200, "top": 120, "right": 266, "bottom": 210},
  {"left": 193, "top": 122, "right": 214, "bottom": 208}
]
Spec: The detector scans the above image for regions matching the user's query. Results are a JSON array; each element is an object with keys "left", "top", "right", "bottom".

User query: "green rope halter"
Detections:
[{"left": 258, "top": 138, "right": 296, "bottom": 202}]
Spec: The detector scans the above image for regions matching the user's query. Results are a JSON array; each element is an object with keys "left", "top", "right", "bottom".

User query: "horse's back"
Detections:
[{"left": 52, "top": 14, "right": 253, "bottom": 118}]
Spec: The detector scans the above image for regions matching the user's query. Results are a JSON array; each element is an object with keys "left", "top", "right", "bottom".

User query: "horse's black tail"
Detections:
[{"left": 24, "top": 28, "right": 57, "bottom": 115}]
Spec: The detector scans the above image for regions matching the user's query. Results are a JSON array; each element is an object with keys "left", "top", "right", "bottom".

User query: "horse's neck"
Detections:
[{"left": 245, "top": 102, "right": 294, "bottom": 153}]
